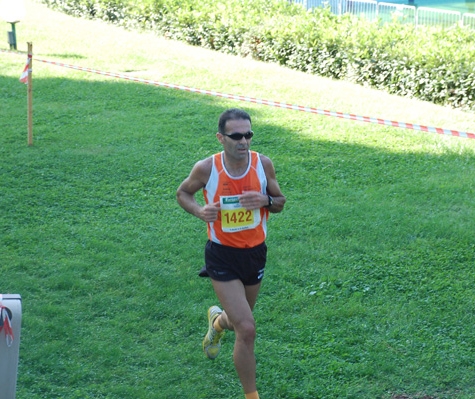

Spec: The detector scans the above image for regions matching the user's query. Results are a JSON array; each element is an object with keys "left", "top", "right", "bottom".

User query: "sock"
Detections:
[
  {"left": 213, "top": 315, "right": 224, "bottom": 332},
  {"left": 245, "top": 392, "right": 259, "bottom": 399}
]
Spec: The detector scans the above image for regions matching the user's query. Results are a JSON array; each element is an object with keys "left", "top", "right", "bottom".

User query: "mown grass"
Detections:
[{"left": 1, "top": 1, "right": 475, "bottom": 398}]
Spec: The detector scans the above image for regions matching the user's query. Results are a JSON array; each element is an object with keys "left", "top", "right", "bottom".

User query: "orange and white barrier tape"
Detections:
[
  {"left": 2, "top": 48, "right": 474, "bottom": 140},
  {"left": 33, "top": 58, "right": 475, "bottom": 140}
]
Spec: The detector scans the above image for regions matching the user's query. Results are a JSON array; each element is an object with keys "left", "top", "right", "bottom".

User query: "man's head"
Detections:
[
  {"left": 217, "top": 109, "right": 253, "bottom": 162},
  {"left": 218, "top": 108, "right": 251, "bottom": 134}
]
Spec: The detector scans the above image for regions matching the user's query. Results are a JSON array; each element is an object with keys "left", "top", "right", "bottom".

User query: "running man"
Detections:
[{"left": 176, "top": 108, "right": 286, "bottom": 399}]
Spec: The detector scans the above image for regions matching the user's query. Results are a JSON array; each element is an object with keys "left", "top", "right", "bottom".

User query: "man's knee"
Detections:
[{"left": 235, "top": 318, "right": 256, "bottom": 343}]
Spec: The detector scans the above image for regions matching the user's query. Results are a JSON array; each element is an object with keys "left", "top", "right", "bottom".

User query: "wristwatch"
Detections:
[{"left": 265, "top": 195, "right": 273, "bottom": 208}]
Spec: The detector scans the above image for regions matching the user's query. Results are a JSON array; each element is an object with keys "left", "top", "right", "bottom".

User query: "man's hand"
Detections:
[
  {"left": 199, "top": 201, "right": 221, "bottom": 222},
  {"left": 239, "top": 191, "right": 267, "bottom": 210}
]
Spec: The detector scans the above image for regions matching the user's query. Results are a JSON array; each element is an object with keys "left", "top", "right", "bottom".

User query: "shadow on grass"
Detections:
[{"left": 1, "top": 71, "right": 475, "bottom": 399}]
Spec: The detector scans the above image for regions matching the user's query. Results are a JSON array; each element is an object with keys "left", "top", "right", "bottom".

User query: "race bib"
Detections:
[{"left": 220, "top": 195, "right": 261, "bottom": 233}]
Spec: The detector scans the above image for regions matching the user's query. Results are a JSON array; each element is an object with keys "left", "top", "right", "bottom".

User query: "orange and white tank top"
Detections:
[{"left": 203, "top": 151, "right": 269, "bottom": 248}]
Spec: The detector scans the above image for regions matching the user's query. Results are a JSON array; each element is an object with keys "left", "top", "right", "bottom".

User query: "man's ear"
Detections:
[{"left": 216, "top": 132, "right": 225, "bottom": 144}]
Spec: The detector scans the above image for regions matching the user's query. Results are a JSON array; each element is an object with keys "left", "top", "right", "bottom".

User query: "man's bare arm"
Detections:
[{"left": 176, "top": 158, "right": 221, "bottom": 222}]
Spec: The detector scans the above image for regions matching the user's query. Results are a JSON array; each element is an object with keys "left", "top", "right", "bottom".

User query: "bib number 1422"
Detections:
[{"left": 220, "top": 195, "right": 260, "bottom": 232}]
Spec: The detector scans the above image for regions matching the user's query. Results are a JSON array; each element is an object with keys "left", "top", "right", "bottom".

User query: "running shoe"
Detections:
[{"left": 202, "top": 305, "right": 225, "bottom": 359}]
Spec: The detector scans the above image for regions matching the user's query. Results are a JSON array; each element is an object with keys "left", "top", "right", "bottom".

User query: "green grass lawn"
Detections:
[{"left": 1, "top": 1, "right": 475, "bottom": 398}]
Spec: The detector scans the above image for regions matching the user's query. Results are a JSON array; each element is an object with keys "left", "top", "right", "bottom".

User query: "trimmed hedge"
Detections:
[{"left": 41, "top": 0, "right": 475, "bottom": 110}]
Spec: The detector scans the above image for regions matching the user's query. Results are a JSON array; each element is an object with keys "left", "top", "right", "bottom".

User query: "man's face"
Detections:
[{"left": 218, "top": 118, "right": 253, "bottom": 162}]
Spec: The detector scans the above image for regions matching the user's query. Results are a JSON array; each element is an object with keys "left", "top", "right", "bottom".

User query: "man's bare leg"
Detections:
[{"left": 211, "top": 279, "right": 261, "bottom": 394}]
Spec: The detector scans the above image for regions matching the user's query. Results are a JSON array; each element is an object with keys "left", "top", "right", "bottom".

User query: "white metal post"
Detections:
[{"left": 0, "top": 294, "right": 22, "bottom": 399}]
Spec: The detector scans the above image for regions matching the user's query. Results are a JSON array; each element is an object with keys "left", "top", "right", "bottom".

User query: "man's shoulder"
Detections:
[
  {"left": 254, "top": 152, "right": 272, "bottom": 165},
  {"left": 195, "top": 156, "right": 213, "bottom": 169},
  {"left": 193, "top": 154, "right": 218, "bottom": 176}
]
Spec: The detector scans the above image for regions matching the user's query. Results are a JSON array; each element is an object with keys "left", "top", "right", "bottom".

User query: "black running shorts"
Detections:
[{"left": 204, "top": 240, "right": 267, "bottom": 286}]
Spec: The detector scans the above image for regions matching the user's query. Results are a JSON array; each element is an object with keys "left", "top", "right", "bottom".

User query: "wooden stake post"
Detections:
[{"left": 27, "top": 42, "right": 33, "bottom": 146}]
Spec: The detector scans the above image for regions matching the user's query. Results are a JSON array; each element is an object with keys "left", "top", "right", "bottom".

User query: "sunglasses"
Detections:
[{"left": 222, "top": 131, "right": 254, "bottom": 140}]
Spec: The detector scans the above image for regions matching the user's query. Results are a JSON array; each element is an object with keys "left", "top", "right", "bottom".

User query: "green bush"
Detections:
[{"left": 40, "top": 0, "right": 475, "bottom": 110}]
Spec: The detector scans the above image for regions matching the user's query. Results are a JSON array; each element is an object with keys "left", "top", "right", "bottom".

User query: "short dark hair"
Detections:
[{"left": 218, "top": 108, "right": 251, "bottom": 134}]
